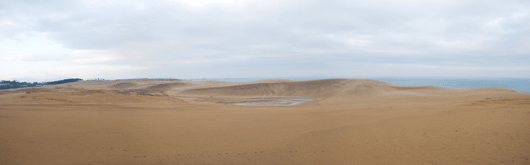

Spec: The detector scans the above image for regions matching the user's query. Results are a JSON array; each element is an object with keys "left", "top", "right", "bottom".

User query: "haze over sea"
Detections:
[{"left": 189, "top": 78, "right": 530, "bottom": 93}]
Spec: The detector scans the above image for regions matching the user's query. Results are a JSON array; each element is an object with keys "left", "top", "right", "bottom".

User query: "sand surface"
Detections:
[{"left": 1, "top": 79, "right": 529, "bottom": 165}]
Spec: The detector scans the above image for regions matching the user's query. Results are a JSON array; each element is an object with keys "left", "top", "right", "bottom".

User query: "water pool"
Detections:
[{"left": 234, "top": 97, "right": 315, "bottom": 106}]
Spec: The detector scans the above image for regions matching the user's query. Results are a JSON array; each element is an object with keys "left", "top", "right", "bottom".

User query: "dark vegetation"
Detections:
[{"left": 0, "top": 78, "right": 83, "bottom": 90}]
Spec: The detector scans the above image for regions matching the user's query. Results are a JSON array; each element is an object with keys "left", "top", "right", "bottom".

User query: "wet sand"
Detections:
[
  {"left": 234, "top": 97, "right": 315, "bottom": 106},
  {"left": 1, "top": 79, "right": 530, "bottom": 165}
]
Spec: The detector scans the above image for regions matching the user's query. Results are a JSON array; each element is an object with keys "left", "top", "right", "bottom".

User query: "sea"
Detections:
[{"left": 188, "top": 77, "right": 530, "bottom": 93}]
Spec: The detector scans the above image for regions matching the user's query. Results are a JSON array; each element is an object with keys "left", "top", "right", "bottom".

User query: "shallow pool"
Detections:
[{"left": 234, "top": 97, "right": 315, "bottom": 106}]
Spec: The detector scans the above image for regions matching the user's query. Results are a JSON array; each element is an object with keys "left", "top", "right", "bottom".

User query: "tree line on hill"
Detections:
[{"left": 0, "top": 78, "right": 83, "bottom": 90}]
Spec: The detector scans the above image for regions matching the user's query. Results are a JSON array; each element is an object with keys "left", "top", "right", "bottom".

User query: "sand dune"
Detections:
[
  {"left": 111, "top": 82, "right": 137, "bottom": 89},
  {"left": 1, "top": 79, "right": 529, "bottom": 165},
  {"left": 181, "top": 79, "right": 349, "bottom": 98}
]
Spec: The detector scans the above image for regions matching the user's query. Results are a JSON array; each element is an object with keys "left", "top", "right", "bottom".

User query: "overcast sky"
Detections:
[{"left": 1, "top": 0, "right": 529, "bottom": 81}]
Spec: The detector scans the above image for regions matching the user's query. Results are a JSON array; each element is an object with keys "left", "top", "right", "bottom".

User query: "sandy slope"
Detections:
[{"left": 1, "top": 79, "right": 529, "bottom": 165}]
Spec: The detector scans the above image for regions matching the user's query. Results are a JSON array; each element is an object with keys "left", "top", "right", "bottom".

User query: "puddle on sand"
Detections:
[{"left": 234, "top": 97, "right": 315, "bottom": 106}]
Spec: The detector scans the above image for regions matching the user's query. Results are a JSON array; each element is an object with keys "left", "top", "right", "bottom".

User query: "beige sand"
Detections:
[{"left": 1, "top": 79, "right": 529, "bottom": 165}]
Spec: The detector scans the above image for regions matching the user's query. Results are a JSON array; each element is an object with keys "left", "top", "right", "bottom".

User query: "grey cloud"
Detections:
[{"left": 1, "top": 0, "right": 529, "bottom": 79}]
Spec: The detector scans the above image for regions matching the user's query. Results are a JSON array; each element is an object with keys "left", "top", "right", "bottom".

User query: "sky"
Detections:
[{"left": 1, "top": 0, "right": 529, "bottom": 81}]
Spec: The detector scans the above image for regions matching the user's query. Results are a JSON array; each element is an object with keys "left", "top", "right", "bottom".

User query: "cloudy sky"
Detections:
[{"left": 1, "top": 0, "right": 529, "bottom": 81}]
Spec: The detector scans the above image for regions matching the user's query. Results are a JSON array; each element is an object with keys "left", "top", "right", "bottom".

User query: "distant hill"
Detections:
[
  {"left": 45, "top": 78, "right": 83, "bottom": 85},
  {"left": 0, "top": 78, "right": 83, "bottom": 90}
]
